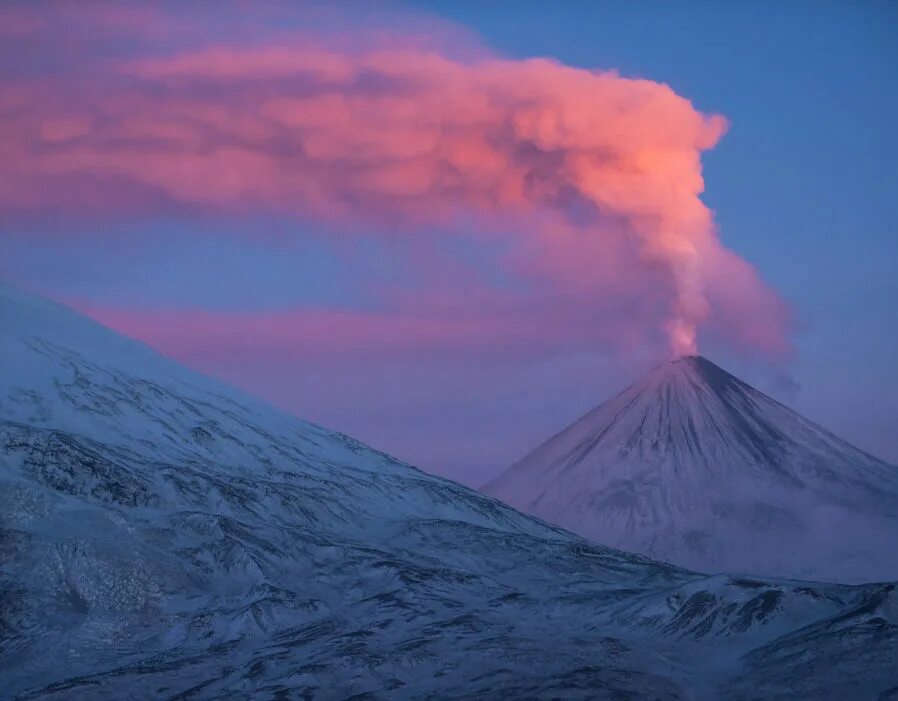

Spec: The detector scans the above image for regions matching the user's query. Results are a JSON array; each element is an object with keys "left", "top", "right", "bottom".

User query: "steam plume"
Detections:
[{"left": 0, "top": 5, "right": 791, "bottom": 358}]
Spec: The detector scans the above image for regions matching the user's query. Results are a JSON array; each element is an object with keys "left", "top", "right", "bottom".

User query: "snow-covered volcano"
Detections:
[
  {"left": 2, "top": 285, "right": 898, "bottom": 699},
  {"left": 483, "top": 355, "right": 898, "bottom": 583}
]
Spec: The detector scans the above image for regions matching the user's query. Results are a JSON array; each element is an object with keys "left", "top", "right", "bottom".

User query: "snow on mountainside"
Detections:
[
  {"left": 2, "top": 283, "right": 898, "bottom": 699},
  {"left": 483, "top": 355, "right": 898, "bottom": 584}
]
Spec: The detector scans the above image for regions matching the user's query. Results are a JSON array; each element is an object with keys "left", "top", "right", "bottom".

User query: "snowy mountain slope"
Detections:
[
  {"left": 483, "top": 355, "right": 898, "bottom": 583},
  {"left": 2, "top": 283, "right": 897, "bottom": 699}
]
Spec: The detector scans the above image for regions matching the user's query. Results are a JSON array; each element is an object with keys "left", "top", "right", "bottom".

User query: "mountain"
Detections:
[
  {"left": 483, "top": 355, "right": 898, "bottom": 584},
  {"left": 2, "top": 284, "right": 898, "bottom": 699}
]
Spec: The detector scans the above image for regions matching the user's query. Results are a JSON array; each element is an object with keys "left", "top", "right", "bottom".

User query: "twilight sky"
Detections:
[{"left": 1, "top": 1, "right": 896, "bottom": 484}]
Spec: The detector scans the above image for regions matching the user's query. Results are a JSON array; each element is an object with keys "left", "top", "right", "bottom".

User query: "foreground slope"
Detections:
[
  {"left": 483, "top": 355, "right": 898, "bottom": 583},
  {"left": 1, "top": 284, "right": 897, "bottom": 700}
]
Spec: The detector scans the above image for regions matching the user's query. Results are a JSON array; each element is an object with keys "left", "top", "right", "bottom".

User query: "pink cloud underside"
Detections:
[{"left": 76, "top": 296, "right": 660, "bottom": 366}]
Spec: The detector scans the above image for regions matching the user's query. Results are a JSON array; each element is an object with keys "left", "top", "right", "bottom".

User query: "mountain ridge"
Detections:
[{"left": 2, "top": 283, "right": 898, "bottom": 698}]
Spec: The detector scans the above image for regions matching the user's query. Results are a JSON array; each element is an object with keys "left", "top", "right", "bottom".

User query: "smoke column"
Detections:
[{"left": 0, "top": 5, "right": 791, "bottom": 357}]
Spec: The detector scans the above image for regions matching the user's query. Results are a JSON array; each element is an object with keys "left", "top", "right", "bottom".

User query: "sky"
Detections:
[{"left": 1, "top": 1, "right": 896, "bottom": 484}]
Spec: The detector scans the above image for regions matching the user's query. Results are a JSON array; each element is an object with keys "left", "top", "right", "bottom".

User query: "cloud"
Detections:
[
  {"left": 74, "top": 290, "right": 656, "bottom": 365},
  {"left": 0, "top": 2, "right": 791, "bottom": 359}
]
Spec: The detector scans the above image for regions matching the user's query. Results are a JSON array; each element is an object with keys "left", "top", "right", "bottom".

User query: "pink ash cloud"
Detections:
[{"left": 0, "top": 3, "right": 792, "bottom": 369}]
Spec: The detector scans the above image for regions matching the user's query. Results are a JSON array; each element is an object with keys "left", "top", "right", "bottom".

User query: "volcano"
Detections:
[{"left": 483, "top": 355, "right": 898, "bottom": 583}]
